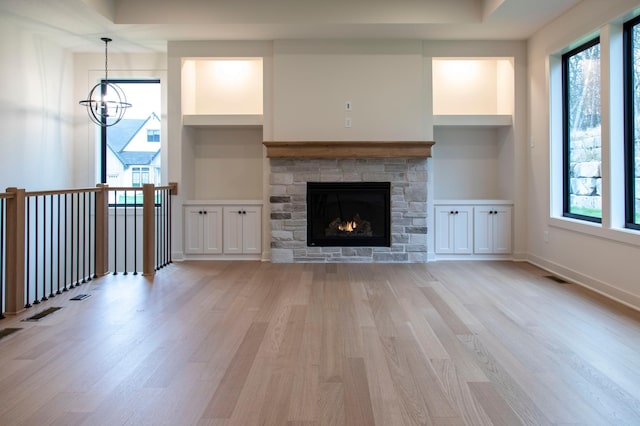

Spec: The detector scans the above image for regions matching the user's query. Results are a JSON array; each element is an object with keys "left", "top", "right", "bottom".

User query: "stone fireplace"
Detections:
[{"left": 264, "top": 141, "right": 433, "bottom": 263}]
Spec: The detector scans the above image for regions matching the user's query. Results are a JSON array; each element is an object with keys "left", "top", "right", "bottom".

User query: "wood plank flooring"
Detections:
[{"left": 0, "top": 261, "right": 639, "bottom": 425}]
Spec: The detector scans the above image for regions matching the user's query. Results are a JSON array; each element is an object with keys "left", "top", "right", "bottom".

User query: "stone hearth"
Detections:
[{"left": 268, "top": 157, "right": 428, "bottom": 263}]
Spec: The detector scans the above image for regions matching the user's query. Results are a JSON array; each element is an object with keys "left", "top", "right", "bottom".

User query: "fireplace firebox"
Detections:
[{"left": 307, "top": 182, "right": 391, "bottom": 247}]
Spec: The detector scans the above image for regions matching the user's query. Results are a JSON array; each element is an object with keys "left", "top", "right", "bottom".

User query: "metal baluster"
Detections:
[
  {"left": 25, "top": 199, "right": 31, "bottom": 308},
  {"left": 123, "top": 190, "right": 128, "bottom": 275},
  {"left": 88, "top": 192, "right": 93, "bottom": 281},
  {"left": 82, "top": 192, "right": 87, "bottom": 283},
  {"left": 76, "top": 192, "right": 80, "bottom": 286},
  {"left": 133, "top": 190, "right": 138, "bottom": 275},
  {"left": 57, "top": 194, "right": 62, "bottom": 294},
  {"left": 92, "top": 192, "right": 97, "bottom": 279},
  {"left": 40, "top": 196, "right": 48, "bottom": 301},
  {"left": 168, "top": 188, "right": 172, "bottom": 265},
  {"left": 155, "top": 191, "right": 160, "bottom": 270},
  {"left": 113, "top": 190, "right": 118, "bottom": 275},
  {"left": 163, "top": 189, "right": 168, "bottom": 267},
  {"left": 48, "top": 195, "right": 55, "bottom": 298},
  {"left": 70, "top": 193, "right": 75, "bottom": 288},
  {"left": 63, "top": 193, "right": 68, "bottom": 291},
  {"left": 33, "top": 197, "right": 40, "bottom": 304}
]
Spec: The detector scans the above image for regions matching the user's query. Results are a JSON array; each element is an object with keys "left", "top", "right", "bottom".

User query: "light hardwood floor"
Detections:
[{"left": 0, "top": 261, "right": 639, "bottom": 425}]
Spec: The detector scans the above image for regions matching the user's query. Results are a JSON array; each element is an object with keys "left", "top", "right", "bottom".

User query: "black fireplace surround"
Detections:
[{"left": 307, "top": 182, "right": 391, "bottom": 247}]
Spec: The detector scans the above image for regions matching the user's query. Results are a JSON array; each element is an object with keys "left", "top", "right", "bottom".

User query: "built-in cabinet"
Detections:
[
  {"left": 473, "top": 205, "right": 512, "bottom": 254},
  {"left": 184, "top": 201, "right": 262, "bottom": 259},
  {"left": 434, "top": 206, "right": 473, "bottom": 254},
  {"left": 435, "top": 201, "right": 512, "bottom": 258},
  {"left": 184, "top": 206, "right": 223, "bottom": 254},
  {"left": 223, "top": 206, "right": 262, "bottom": 254}
]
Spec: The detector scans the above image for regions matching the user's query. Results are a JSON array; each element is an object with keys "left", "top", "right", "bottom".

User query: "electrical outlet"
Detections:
[
  {"left": 543, "top": 230, "right": 549, "bottom": 243},
  {"left": 344, "top": 117, "right": 352, "bottom": 128},
  {"left": 345, "top": 101, "right": 352, "bottom": 111}
]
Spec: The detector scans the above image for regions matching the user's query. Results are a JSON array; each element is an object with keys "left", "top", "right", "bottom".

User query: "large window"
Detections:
[
  {"left": 101, "top": 80, "right": 161, "bottom": 186},
  {"left": 562, "top": 38, "right": 602, "bottom": 222},
  {"left": 625, "top": 16, "right": 640, "bottom": 230}
]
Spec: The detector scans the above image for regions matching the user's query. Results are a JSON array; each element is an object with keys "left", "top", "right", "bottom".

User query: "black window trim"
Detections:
[
  {"left": 624, "top": 15, "right": 640, "bottom": 230},
  {"left": 562, "top": 36, "right": 602, "bottom": 224}
]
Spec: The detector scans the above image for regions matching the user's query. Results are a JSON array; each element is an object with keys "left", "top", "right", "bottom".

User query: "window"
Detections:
[
  {"left": 101, "top": 79, "right": 161, "bottom": 188},
  {"left": 131, "top": 166, "right": 150, "bottom": 188},
  {"left": 625, "top": 16, "right": 640, "bottom": 230},
  {"left": 147, "top": 129, "right": 160, "bottom": 142},
  {"left": 562, "top": 38, "right": 602, "bottom": 222}
]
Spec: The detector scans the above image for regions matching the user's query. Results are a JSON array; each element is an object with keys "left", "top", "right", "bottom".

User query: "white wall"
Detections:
[
  {"left": 528, "top": 0, "right": 640, "bottom": 309},
  {"left": 192, "top": 128, "right": 263, "bottom": 200},
  {"left": 0, "top": 17, "right": 74, "bottom": 191},
  {"left": 73, "top": 51, "right": 167, "bottom": 187},
  {"left": 272, "top": 40, "right": 425, "bottom": 141}
]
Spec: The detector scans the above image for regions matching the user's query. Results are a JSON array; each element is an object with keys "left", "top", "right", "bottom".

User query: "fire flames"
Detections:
[{"left": 338, "top": 220, "right": 358, "bottom": 232}]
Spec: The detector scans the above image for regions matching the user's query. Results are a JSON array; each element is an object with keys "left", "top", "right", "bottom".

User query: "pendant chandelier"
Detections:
[{"left": 79, "top": 37, "right": 131, "bottom": 127}]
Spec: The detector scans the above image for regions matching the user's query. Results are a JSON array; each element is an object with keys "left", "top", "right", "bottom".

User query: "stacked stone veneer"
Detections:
[{"left": 269, "top": 158, "right": 428, "bottom": 263}]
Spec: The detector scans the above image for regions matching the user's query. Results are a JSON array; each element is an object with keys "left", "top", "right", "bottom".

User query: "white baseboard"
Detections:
[{"left": 527, "top": 253, "right": 640, "bottom": 312}]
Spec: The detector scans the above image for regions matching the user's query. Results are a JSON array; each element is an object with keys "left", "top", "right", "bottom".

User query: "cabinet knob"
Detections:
[
  {"left": 455, "top": 211, "right": 459, "bottom": 215},
  {"left": 203, "top": 211, "right": 207, "bottom": 214},
  {"left": 243, "top": 210, "right": 247, "bottom": 215}
]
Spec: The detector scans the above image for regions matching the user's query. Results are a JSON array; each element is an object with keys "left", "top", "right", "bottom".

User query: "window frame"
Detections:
[
  {"left": 100, "top": 78, "right": 161, "bottom": 184},
  {"left": 561, "top": 37, "right": 602, "bottom": 224},
  {"left": 624, "top": 15, "right": 640, "bottom": 230}
]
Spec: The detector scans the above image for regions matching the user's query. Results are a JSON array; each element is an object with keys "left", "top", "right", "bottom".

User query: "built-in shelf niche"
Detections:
[
  {"left": 182, "top": 57, "right": 263, "bottom": 125},
  {"left": 432, "top": 58, "right": 514, "bottom": 127}
]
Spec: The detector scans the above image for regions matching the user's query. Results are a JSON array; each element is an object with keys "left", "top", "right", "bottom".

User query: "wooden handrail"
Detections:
[
  {"left": 25, "top": 188, "right": 101, "bottom": 197},
  {"left": 1, "top": 182, "right": 178, "bottom": 315}
]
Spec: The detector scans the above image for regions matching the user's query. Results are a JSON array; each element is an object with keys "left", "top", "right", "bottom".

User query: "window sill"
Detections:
[{"left": 549, "top": 216, "right": 640, "bottom": 247}]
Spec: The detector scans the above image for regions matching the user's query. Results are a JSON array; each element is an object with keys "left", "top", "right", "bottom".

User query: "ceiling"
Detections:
[{"left": 0, "top": 0, "right": 582, "bottom": 53}]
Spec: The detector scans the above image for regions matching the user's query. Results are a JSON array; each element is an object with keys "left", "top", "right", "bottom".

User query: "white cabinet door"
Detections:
[
  {"left": 452, "top": 207, "right": 473, "bottom": 254},
  {"left": 241, "top": 206, "right": 262, "bottom": 254},
  {"left": 184, "top": 207, "right": 204, "bottom": 254},
  {"left": 202, "top": 207, "right": 223, "bottom": 254},
  {"left": 223, "top": 206, "right": 262, "bottom": 254},
  {"left": 435, "top": 207, "right": 455, "bottom": 254},
  {"left": 473, "top": 206, "right": 493, "bottom": 254},
  {"left": 223, "top": 207, "right": 244, "bottom": 254},
  {"left": 474, "top": 206, "right": 512, "bottom": 254},
  {"left": 435, "top": 206, "right": 472, "bottom": 254},
  {"left": 185, "top": 206, "right": 223, "bottom": 254},
  {"left": 492, "top": 206, "right": 512, "bottom": 254}
]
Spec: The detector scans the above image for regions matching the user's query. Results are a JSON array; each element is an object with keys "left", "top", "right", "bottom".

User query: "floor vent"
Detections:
[
  {"left": 23, "top": 307, "right": 62, "bottom": 321},
  {"left": 545, "top": 275, "right": 569, "bottom": 284},
  {"left": 0, "top": 328, "right": 22, "bottom": 340},
  {"left": 70, "top": 294, "right": 90, "bottom": 301}
]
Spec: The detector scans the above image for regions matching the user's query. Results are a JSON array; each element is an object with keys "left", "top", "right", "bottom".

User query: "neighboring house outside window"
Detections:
[{"left": 105, "top": 111, "right": 161, "bottom": 203}]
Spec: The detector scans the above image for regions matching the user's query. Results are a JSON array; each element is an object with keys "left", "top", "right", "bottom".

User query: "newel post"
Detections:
[
  {"left": 94, "top": 184, "right": 109, "bottom": 276},
  {"left": 142, "top": 184, "right": 155, "bottom": 276},
  {"left": 5, "top": 187, "right": 25, "bottom": 314}
]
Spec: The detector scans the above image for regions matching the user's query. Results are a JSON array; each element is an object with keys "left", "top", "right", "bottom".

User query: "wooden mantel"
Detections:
[{"left": 263, "top": 141, "right": 435, "bottom": 159}]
